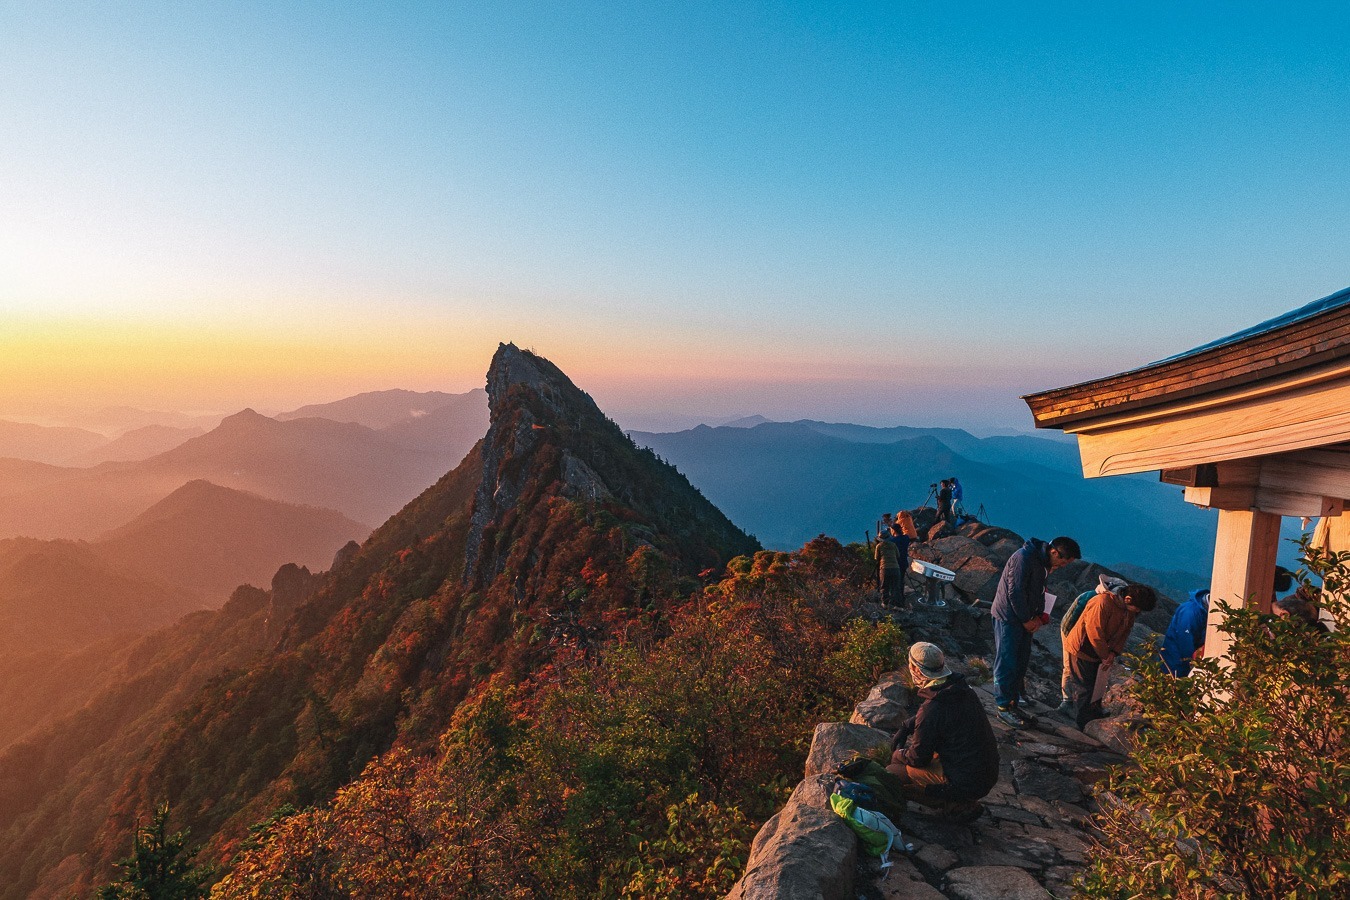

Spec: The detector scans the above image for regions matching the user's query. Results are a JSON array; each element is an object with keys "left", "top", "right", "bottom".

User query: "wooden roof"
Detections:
[{"left": 1025, "top": 286, "right": 1350, "bottom": 430}]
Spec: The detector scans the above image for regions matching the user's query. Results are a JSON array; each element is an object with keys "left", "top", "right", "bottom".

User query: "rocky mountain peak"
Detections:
[{"left": 464, "top": 343, "right": 756, "bottom": 587}]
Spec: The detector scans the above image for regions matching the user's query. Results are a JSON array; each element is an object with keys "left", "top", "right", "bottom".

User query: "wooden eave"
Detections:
[{"left": 1024, "top": 299, "right": 1350, "bottom": 431}]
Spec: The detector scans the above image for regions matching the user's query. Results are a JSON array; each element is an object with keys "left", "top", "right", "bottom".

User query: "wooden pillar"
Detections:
[{"left": 1205, "top": 509, "right": 1281, "bottom": 661}]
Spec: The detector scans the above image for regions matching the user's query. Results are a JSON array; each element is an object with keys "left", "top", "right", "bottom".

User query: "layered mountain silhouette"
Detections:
[
  {"left": 278, "top": 387, "right": 485, "bottom": 430},
  {"left": 630, "top": 420, "right": 1216, "bottom": 577},
  {"left": 61, "top": 424, "right": 205, "bottom": 467},
  {"left": 0, "top": 344, "right": 756, "bottom": 898},
  {"left": 0, "top": 409, "right": 462, "bottom": 540},
  {"left": 0, "top": 484, "right": 367, "bottom": 755},
  {"left": 0, "top": 420, "right": 107, "bottom": 465},
  {"left": 95, "top": 480, "right": 369, "bottom": 601}
]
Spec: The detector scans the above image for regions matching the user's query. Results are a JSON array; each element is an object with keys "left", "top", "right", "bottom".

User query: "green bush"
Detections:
[{"left": 1079, "top": 539, "right": 1349, "bottom": 899}]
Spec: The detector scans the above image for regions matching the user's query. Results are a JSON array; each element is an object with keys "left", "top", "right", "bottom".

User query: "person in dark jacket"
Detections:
[
  {"left": 936, "top": 480, "right": 954, "bottom": 524},
  {"left": 886, "top": 642, "right": 999, "bottom": 819},
  {"left": 991, "top": 535, "right": 1080, "bottom": 727},
  {"left": 874, "top": 524, "right": 908, "bottom": 608},
  {"left": 1159, "top": 588, "right": 1210, "bottom": 676}
]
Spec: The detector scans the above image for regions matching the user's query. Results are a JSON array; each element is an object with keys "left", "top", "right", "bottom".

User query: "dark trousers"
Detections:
[
  {"left": 881, "top": 566, "right": 906, "bottom": 607},
  {"left": 993, "top": 618, "right": 1031, "bottom": 709},
  {"left": 1064, "top": 652, "right": 1102, "bottom": 729}
]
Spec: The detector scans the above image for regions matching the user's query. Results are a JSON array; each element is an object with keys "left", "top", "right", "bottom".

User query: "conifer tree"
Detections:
[{"left": 97, "top": 803, "right": 210, "bottom": 900}]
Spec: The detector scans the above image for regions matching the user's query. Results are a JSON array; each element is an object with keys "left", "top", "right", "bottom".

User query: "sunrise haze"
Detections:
[{"left": 3, "top": 2, "right": 1349, "bottom": 430}]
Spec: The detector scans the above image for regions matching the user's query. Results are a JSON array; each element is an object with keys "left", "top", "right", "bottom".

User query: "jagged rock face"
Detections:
[{"left": 464, "top": 342, "right": 756, "bottom": 587}]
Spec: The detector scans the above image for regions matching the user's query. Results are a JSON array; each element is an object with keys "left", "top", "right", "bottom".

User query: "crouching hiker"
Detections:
[
  {"left": 886, "top": 643, "right": 999, "bottom": 820},
  {"left": 1062, "top": 583, "right": 1157, "bottom": 729}
]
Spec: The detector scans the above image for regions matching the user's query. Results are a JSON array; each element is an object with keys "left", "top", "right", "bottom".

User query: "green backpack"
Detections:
[
  {"left": 829, "top": 791, "right": 903, "bottom": 866},
  {"left": 1060, "top": 589, "right": 1097, "bottom": 638},
  {"left": 835, "top": 756, "right": 908, "bottom": 824}
]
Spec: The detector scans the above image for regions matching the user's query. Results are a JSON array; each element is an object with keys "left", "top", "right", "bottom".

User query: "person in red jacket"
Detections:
[{"left": 1062, "top": 583, "right": 1157, "bottom": 729}]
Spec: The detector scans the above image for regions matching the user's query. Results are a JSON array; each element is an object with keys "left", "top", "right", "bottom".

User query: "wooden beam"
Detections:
[
  {"left": 1252, "top": 488, "right": 1343, "bottom": 518},
  {"left": 1185, "top": 485, "right": 1256, "bottom": 510},
  {"left": 1205, "top": 510, "right": 1282, "bottom": 663},
  {"left": 1075, "top": 372, "right": 1350, "bottom": 477},
  {"left": 1261, "top": 449, "right": 1350, "bottom": 498}
]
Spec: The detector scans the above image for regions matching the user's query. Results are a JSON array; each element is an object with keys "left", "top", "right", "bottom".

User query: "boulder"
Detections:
[
  {"left": 950, "top": 555, "right": 1001, "bottom": 602},
  {"left": 963, "top": 524, "right": 1022, "bottom": 548},
  {"left": 727, "top": 775, "right": 856, "bottom": 900},
  {"left": 927, "top": 521, "right": 955, "bottom": 542},
  {"left": 1083, "top": 716, "right": 1143, "bottom": 756},
  {"left": 804, "top": 722, "right": 891, "bottom": 776},
  {"left": 944, "top": 866, "right": 1053, "bottom": 899},
  {"left": 987, "top": 537, "right": 1023, "bottom": 564},
  {"left": 850, "top": 677, "right": 913, "bottom": 732}
]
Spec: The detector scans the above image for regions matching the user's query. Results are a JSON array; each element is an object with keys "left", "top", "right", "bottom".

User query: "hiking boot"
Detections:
[
  {"left": 1011, "top": 706, "right": 1038, "bottom": 726},
  {"left": 995, "top": 707, "right": 1022, "bottom": 728},
  {"left": 1053, "top": 701, "right": 1074, "bottom": 718}
]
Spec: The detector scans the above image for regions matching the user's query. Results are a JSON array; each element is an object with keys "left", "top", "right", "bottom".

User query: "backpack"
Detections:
[
  {"left": 835, "top": 757, "right": 908, "bottom": 823},
  {"left": 1060, "top": 589, "right": 1097, "bottom": 638},
  {"left": 894, "top": 510, "right": 918, "bottom": 539},
  {"left": 829, "top": 789, "right": 904, "bottom": 867}
]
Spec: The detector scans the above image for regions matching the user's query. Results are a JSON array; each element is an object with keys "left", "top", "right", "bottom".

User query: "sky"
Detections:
[{"left": 2, "top": 1, "right": 1348, "bottom": 432}]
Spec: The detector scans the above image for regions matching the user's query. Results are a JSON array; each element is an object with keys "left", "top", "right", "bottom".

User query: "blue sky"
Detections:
[{"left": 2, "top": 2, "right": 1348, "bottom": 430}]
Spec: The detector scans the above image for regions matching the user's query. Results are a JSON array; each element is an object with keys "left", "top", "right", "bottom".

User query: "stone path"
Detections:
[{"left": 851, "top": 680, "right": 1125, "bottom": 900}]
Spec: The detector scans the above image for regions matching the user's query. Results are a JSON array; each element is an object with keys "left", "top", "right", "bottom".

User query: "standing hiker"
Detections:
[
  {"left": 1063, "top": 583, "right": 1157, "bottom": 729},
  {"left": 949, "top": 476, "right": 965, "bottom": 519},
  {"left": 874, "top": 524, "right": 907, "bottom": 608},
  {"left": 991, "top": 536, "right": 1081, "bottom": 727},
  {"left": 936, "top": 479, "right": 954, "bottom": 525},
  {"left": 1058, "top": 574, "right": 1128, "bottom": 711}
]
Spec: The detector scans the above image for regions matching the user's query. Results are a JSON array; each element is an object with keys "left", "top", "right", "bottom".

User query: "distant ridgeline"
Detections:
[
  {"left": 1, "top": 344, "right": 780, "bottom": 898},
  {"left": 628, "top": 419, "right": 1223, "bottom": 584}
]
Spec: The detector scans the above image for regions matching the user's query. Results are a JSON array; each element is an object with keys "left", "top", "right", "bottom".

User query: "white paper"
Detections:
[{"left": 1043, "top": 590, "right": 1056, "bottom": 616}]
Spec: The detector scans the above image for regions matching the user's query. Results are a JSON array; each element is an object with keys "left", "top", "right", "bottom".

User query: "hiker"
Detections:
[
  {"left": 886, "top": 642, "right": 999, "bottom": 819},
  {"left": 1063, "top": 583, "right": 1158, "bottom": 729},
  {"left": 991, "top": 536, "right": 1081, "bottom": 727},
  {"left": 1159, "top": 588, "right": 1211, "bottom": 676},
  {"left": 936, "top": 479, "right": 954, "bottom": 524},
  {"left": 949, "top": 476, "right": 965, "bottom": 519},
  {"left": 1273, "top": 592, "right": 1331, "bottom": 633},
  {"left": 1058, "top": 574, "right": 1129, "bottom": 709},
  {"left": 874, "top": 524, "right": 907, "bottom": 608},
  {"left": 887, "top": 522, "right": 911, "bottom": 607}
]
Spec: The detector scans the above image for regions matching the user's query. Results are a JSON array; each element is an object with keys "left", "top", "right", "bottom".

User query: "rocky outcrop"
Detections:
[
  {"left": 804, "top": 723, "right": 891, "bottom": 777},
  {"left": 728, "top": 776, "right": 857, "bottom": 900},
  {"left": 464, "top": 343, "right": 758, "bottom": 588},
  {"left": 849, "top": 674, "right": 913, "bottom": 732}
]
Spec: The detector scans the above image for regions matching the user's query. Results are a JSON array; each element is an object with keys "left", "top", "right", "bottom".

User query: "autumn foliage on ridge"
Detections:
[{"left": 62, "top": 344, "right": 797, "bottom": 895}]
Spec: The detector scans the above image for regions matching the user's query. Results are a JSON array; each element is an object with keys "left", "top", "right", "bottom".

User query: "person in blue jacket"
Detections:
[
  {"left": 1159, "top": 589, "right": 1210, "bottom": 677},
  {"left": 991, "top": 536, "right": 1081, "bottom": 727}
]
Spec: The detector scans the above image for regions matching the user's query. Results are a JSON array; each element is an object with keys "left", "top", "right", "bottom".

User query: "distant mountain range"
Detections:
[
  {"left": 0, "top": 420, "right": 107, "bottom": 465},
  {"left": 62, "top": 424, "right": 206, "bottom": 467},
  {"left": 629, "top": 419, "right": 1218, "bottom": 578}
]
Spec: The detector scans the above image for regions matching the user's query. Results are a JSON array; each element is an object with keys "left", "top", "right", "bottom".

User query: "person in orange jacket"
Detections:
[{"left": 1062, "top": 582, "right": 1157, "bottom": 729}]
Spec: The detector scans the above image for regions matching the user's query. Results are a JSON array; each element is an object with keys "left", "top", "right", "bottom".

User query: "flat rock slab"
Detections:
[
  {"left": 945, "top": 865, "right": 1054, "bottom": 899},
  {"left": 1011, "top": 760, "right": 1084, "bottom": 804},
  {"left": 878, "top": 876, "right": 948, "bottom": 900}
]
